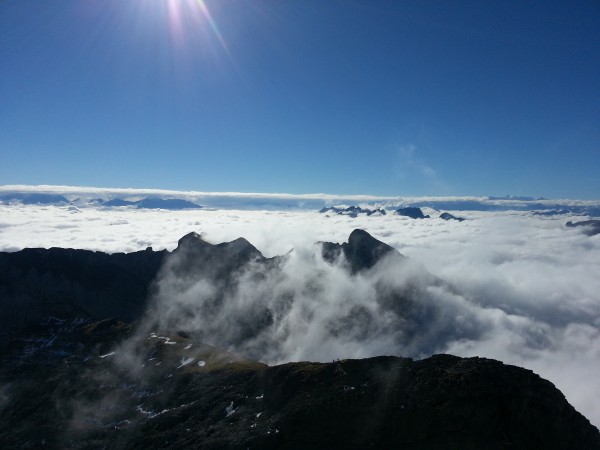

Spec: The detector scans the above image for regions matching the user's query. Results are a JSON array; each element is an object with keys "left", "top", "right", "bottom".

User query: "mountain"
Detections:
[
  {"left": 395, "top": 207, "right": 430, "bottom": 219},
  {"left": 1, "top": 319, "right": 599, "bottom": 449},
  {"left": 1, "top": 231, "right": 599, "bottom": 448},
  {"left": 102, "top": 198, "right": 136, "bottom": 207},
  {"left": 440, "top": 212, "right": 465, "bottom": 221},
  {"left": 134, "top": 197, "right": 202, "bottom": 210},
  {"left": 0, "top": 246, "right": 167, "bottom": 343},
  {"left": 321, "top": 228, "right": 399, "bottom": 273},
  {"left": 319, "top": 206, "right": 386, "bottom": 217},
  {"left": 0, "top": 192, "right": 201, "bottom": 210},
  {"left": 0, "top": 193, "right": 69, "bottom": 205},
  {"left": 566, "top": 220, "right": 600, "bottom": 236},
  {"left": 103, "top": 197, "right": 202, "bottom": 209}
]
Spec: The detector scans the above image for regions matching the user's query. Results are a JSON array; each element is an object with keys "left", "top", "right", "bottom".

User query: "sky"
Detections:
[{"left": 1, "top": 0, "right": 599, "bottom": 198}]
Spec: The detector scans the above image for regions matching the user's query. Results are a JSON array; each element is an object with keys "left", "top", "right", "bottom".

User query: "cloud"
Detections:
[
  {"left": 395, "top": 144, "right": 439, "bottom": 180},
  {"left": 1, "top": 198, "right": 600, "bottom": 428}
]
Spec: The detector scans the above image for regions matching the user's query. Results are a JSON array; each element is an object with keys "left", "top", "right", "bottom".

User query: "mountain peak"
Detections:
[
  {"left": 176, "top": 232, "right": 209, "bottom": 249},
  {"left": 322, "top": 229, "right": 401, "bottom": 273}
]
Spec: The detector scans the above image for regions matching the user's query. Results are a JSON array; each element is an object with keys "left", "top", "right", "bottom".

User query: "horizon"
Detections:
[
  {"left": 1, "top": 1, "right": 599, "bottom": 199},
  {"left": 1, "top": 183, "right": 599, "bottom": 204}
]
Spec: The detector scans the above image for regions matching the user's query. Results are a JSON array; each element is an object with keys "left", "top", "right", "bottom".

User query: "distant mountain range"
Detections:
[
  {"left": 1, "top": 186, "right": 599, "bottom": 214},
  {"left": 0, "top": 193, "right": 202, "bottom": 210},
  {"left": 319, "top": 206, "right": 386, "bottom": 217},
  {"left": 102, "top": 197, "right": 202, "bottom": 210},
  {"left": 1, "top": 230, "right": 599, "bottom": 448}
]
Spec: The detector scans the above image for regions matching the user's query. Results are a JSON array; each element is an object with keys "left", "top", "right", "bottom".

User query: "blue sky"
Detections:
[{"left": 1, "top": 0, "right": 599, "bottom": 198}]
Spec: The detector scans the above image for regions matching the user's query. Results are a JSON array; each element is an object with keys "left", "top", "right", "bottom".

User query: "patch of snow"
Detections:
[
  {"left": 255, "top": 394, "right": 263, "bottom": 400},
  {"left": 177, "top": 357, "right": 194, "bottom": 368},
  {"left": 197, "top": 360, "right": 206, "bottom": 367},
  {"left": 256, "top": 412, "right": 262, "bottom": 418},
  {"left": 136, "top": 405, "right": 170, "bottom": 419},
  {"left": 99, "top": 352, "right": 116, "bottom": 359},
  {"left": 225, "top": 401, "right": 236, "bottom": 417},
  {"left": 184, "top": 344, "right": 192, "bottom": 350}
]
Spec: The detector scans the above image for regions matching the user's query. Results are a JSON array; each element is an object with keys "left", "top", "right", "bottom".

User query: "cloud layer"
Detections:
[{"left": 1, "top": 201, "right": 599, "bottom": 428}]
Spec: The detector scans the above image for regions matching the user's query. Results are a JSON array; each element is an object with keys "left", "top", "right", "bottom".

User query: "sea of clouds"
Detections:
[{"left": 1, "top": 190, "right": 599, "bottom": 428}]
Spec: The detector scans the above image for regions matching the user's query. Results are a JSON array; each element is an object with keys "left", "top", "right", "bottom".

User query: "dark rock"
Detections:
[
  {"left": 440, "top": 212, "right": 465, "bottom": 221},
  {"left": 0, "top": 246, "right": 167, "bottom": 344},
  {"left": 170, "top": 232, "right": 266, "bottom": 282},
  {"left": 395, "top": 207, "right": 430, "bottom": 219},
  {"left": 319, "top": 206, "right": 386, "bottom": 217},
  {"left": 1, "top": 331, "right": 598, "bottom": 450},
  {"left": 321, "top": 229, "right": 400, "bottom": 274},
  {"left": 566, "top": 220, "right": 600, "bottom": 236}
]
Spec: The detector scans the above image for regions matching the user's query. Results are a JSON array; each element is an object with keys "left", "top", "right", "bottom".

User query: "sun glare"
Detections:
[{"left": 162, "top": 0, "right": 231, "bottom": 57}]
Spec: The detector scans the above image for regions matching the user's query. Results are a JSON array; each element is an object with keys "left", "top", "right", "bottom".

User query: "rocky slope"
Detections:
[
  {"left": 0, "top": 246, "right": 167, "bottom": 343},
  {"left": 1, "top": 316, "right": 599, "bottom": 449}
]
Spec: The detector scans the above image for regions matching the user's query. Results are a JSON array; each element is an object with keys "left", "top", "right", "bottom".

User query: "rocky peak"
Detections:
[
  {"left": 440, "top": 212, "right": 465, "bottom": 221},
  {"left": 322, "top": 229, "right": 401, "bottom": 273},
  {"left": 395, "top": 207, "right": 430, "bottom": 219},
  {"left": 176, "top": 231, "right": 209, "bottom": 249},
  {"left": 566, "top": 219, "right": 600, "bottom": 236}
]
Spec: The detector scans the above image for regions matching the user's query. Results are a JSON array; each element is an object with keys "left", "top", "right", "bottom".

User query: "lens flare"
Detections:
[{"left": 162, "top": 0, "right": 233, "bottom": 62}]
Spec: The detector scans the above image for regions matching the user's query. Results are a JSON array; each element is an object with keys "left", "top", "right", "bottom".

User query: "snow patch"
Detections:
[
  {"left": 177, "top": 357, "right": 194, "bottom": 369},
  {"left": 225, "top": 401, "right": 236, "bottom": 417}
]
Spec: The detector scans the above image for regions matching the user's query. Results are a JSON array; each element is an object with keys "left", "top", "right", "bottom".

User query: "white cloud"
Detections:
[{"left": 0, "top": 197, "right": 599, "bottom": 428}]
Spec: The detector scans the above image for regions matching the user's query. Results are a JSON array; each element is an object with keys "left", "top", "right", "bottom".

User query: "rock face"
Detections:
[
  {"left": 321, "top": 229, "right": 400, "bottom": 273},
  {"left": 395, "top": 207, "right": 430, "bottom": 219},
  {"left": 566, "top": 219, "right": 600, "bottom": 236},
  {"left": 440, "top": 212, "right": 465, "bottom": 221},
  {"left": 172, "top": 231, "right": 267, "bottom": 282},
  {"left": 0, "top": 246, "right": 167, "bottom": 343}
]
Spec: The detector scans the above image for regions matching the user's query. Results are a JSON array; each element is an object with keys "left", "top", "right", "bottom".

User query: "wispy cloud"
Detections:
[{"left": 394, "top": 144, "right": 450, "bottom": 194}]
